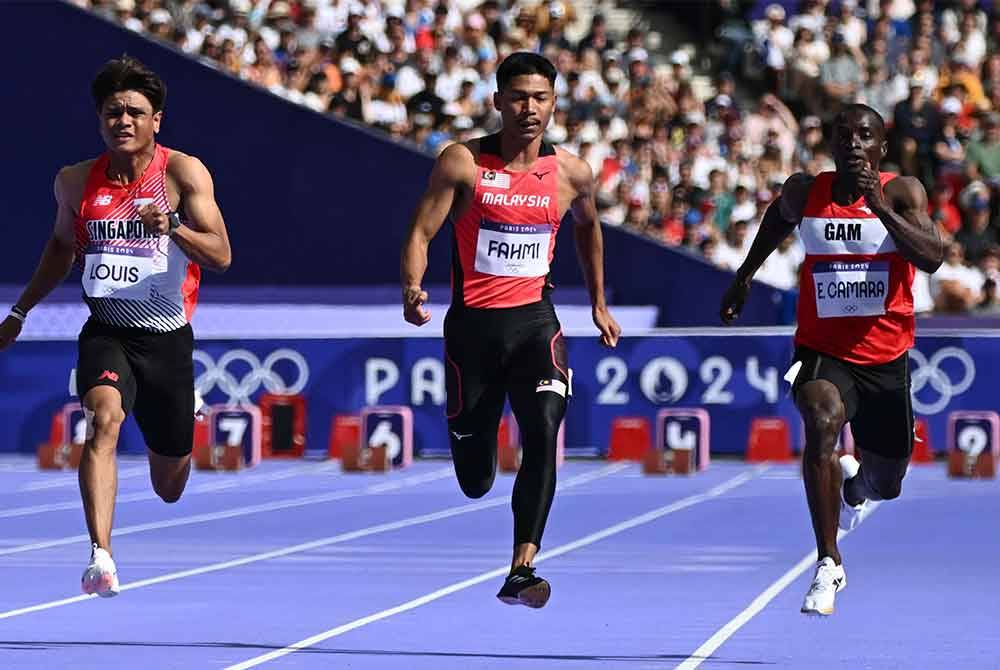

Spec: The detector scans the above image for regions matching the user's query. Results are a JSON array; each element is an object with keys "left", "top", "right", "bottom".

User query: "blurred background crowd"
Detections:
[{"left": 73, "top": 0, "right": 1000, "bottom": 315}]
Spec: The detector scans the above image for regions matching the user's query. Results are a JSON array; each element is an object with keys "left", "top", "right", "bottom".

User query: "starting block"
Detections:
[
  {"left": 260, "top": 393, "right": 307, "bottom": 458},
  {"left": 37, "top": 403, "right": 87, "bottom": 470},
  {"left": 746, "top": 417, "right": 793, "bottom": 462},
  {"left": 911, "top": 417, "right": 933, "bottom": 463},
  {"left": 193, "top": 404, "right": 262, "bottom": 470},
  {"left": 193, "top": 443, "right": 244, "bottom": 471},
  {"left": 607, "top": 417, "right": 652, "bottom": 461},
  {"left": 343, "top": 406, "right": 412, "bottom": 472},
  {"left": 947, "top": 411, "right": 999, "bottom": 479},
  {"left": 497, "top": 414, "right": 520, "bottom": 472},
  {"left": 497, "top": 415, "right": 566, "bottom": 473},
  {"left": 328, "top": 414, "right": 361, "bottom": 459},
  {"left": 341, "top": 443, "right": 390, "bottom": 472},
  {"left": 645, "top": 408, "right": 710, "bottom": 475}
]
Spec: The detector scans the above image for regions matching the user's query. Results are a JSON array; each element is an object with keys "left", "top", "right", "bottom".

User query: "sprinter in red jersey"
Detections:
[
  {"left": 0, "top": 57, "right": 231, "bottom": 598},
  {"left": 721, "top": 104, "right": 943, "bottom": 616},
  {"left": 401, "top": 52, "right": 621, "bottom": 608}
]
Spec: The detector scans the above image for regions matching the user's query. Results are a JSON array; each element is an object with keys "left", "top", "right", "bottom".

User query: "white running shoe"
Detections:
[
  {"left": 838, "top": 454, "right": 871, "bottom": 531},
  {"left": 81, "top": 543, "right": 120, "bottom": 598},
  {"left": 801, "top": 557, "right": 846, "bottom": 616}
]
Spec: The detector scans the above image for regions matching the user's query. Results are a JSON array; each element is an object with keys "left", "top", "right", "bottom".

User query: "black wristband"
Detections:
[
  {"left": 11, "top": 305, "right": 27, "bottom": 319},
  {"left": 167, "top": 211, "right": 182, "bottom": 233}
]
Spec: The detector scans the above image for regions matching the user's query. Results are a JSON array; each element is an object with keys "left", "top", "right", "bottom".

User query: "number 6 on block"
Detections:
[{"left": 360, "top": 406, "right": 413, "bottom": 469}]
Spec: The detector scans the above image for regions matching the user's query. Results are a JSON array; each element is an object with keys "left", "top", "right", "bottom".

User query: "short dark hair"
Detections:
[
  {"left": 91, "top": 55, "right": 167, "bottom": 112},
  {"left": 835, "top": 103, "right": 885, "bottom": 137},
  {"left": 496, "top": 52, "right": 556, "bottom": 91}
]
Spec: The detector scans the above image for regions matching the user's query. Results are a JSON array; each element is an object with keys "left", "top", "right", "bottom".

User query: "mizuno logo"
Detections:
[
  {"left": 532, "top": 171, "right": 550, "bottom": 180},
  {"left": 451, "top": 431, "right": 473, "bottom": 441}
]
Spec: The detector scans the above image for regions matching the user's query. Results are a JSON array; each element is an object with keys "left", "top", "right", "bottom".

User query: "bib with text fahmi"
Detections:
[
  {"left": 813, "top": 260, "right": 889, "bottom": 318},
  {"left": 83, "top": 243, "right": 155, "bottom": 300},
  {"left": 474, "top": 220, "right": 550, "bottom": 277}
]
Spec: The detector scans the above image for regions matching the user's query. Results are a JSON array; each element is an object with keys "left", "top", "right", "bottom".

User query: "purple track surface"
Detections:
[{"left": 0, "top": 457, "right": 996, "bottom": 669}]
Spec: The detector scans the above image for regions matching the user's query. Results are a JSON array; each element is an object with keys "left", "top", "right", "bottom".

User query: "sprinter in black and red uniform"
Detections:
[
  {"left": 0, "top": 57, "right": 231, "bottom": 598},
  {"left": 720, "top": 104, "right": 942, "bottom": 616},
  {"left": 401, "top": 52, "right": 621, "bottom": 608}
]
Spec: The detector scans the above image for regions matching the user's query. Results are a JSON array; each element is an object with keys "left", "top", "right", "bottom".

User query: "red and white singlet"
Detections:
[
  {"left": 795, "top": 171, "right": 915, "bottom": 365},
  {"left": 76, "top": 145, "right": 200, "bottom": 332},
  {"left": 450, "top": 135, "right": 561, "bottom": 308}
]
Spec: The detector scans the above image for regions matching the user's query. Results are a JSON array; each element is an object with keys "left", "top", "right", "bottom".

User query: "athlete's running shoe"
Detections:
[
  {"left": 497, "top": 565, "right": 551, "bottom": 609},
  {"left": 839, "top": 454, "right": 872, "bottom": 531},
  {"left": 81, "top": 543, "right": 120, "bottom": 598},
  {"left": 801, "top": 556, "right": 846, "bottom": 616}
]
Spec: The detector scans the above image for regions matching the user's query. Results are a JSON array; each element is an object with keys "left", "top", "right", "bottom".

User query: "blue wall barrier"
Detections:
[
  {"left": 1, "top": 332, "right": 989, "bottom": 458},
  {"left": 0, "top": 1, "right": 791, "bottom": 326}
]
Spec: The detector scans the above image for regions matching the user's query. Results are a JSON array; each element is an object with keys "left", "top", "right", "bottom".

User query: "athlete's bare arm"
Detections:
[
  {"left": 560, "top": 150, "right": 621, "bottom": 347},
  {"left": 0, "top": 163, "right": 89, "bottom": 350},
  {"left": 861, "top": 173, "right": 943, "bottom": 274},
  {"left": 140, "top": 152, "right": 231, "bottom": 272},
  {"left": 720, "top": 172, "right": 813, "bottom": 324},
  {"left": 400, "top": 142, "right": 477, "bottom": 326}
]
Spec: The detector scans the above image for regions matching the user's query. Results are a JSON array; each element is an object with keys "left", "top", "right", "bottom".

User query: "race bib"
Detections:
[
  {"left": 82, "top": 243, "right": 154, "bottom": 300},
  {"left": 474, "top": 220, "right": 550, "bottom": 277},
  {"left": 813, "top": 260, "right": 889, "bottom": 318}
]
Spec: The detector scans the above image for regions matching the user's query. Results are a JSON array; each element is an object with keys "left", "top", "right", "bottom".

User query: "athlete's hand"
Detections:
[
  {"left": 593, "top": 305, "right": 621, "bottom": 348},
  {"left": 720, "top": 276, "right": 752, "bottom": 324},
  {"left": 402, "top": 286, "right": 431, "bottom": 326},
  {"left": 138, "top": 203, "right": 170, "bottom": 235},
  {"left": 857, "top": 166, "right": 888, "bottom": 212},
  {"left": 0, "top": 316, "right": 23, "bottom": 351}
]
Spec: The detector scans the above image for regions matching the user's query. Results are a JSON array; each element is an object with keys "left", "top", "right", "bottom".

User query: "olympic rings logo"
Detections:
[
  {"left": 909, "top": 347, "right": 976, "bottom": 415},
  {"left": 193, "top": 348, "right": 310, "bottom": 405}
]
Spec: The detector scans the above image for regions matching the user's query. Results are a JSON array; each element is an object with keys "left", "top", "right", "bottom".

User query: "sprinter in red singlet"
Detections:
[
  {"left": 401, "top": 52, "right": 621, "bottom": 608},
  {"left": 0, "top": 57, "right": 231, "bottom": 597},
  {"left": 720, "top": 104, "right": 943, "bottom": 616}
]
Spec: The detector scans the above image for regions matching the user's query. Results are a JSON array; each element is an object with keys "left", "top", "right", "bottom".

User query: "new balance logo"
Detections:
[
  {"left": 451, "top": 431, "right": 473, "bottom": 441},
  {"left": 98, "top": 370, "right": 119, "bottom": 383},
  {"left": 93, "top": 194, "right": 113, "bottom": 206}
]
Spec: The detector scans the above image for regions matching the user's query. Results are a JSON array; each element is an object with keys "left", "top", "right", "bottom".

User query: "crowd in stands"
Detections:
[{"left": 75, "top": 0, "right": 1000, "bottom": 315}]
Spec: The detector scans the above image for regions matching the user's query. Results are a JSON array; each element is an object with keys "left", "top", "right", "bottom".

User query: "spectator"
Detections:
[
  {"left": 955, "top": 195, "right": 1000, "bottom": 263},
  {"left": 931, "top": 242, "right": 984, "bottom": 313},
  {"left": 966, "top": 112, "right": 1000, "bottom": 182},
  {"left": 892, "top": 74, "right": 940, "bottom": 186},
  {"left": 820, "top": 32, "right": 864, "bottom": 118},
  {"left": 929, "top": 181, "right": 963, "bottom": 238}
]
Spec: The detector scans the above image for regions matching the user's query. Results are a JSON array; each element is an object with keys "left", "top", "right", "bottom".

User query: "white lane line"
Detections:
[
  {"left": 16, "top": 466, "right": 150, "bottom": 492},
  {"left": 0, "top": 467, "right": 454, "bottom": 557},
  {"left": 672, "top": 502, "right": 883, "bottom": 670},
  {"left": 222, "top": 466, "right": 767, "bottom": 670},
  {"left": 0, "top": 461, "right": 342, "bottom": 519},
  {"left": 0, "top": 463, "right": 628, "bottom": 621}
]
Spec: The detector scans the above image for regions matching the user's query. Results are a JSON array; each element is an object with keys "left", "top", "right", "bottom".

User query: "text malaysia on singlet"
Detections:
[
  {"left": 475, "top": 220, "right": 551, "bottom": 277},
  {"left": 813, "top": 260, "right": 889, "bottom": 318},
  {"left": 82, "top": 215, "right": 160, "bottom": 300}
]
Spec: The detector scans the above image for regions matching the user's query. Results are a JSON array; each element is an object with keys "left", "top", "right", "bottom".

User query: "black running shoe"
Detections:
[{"left": 496, "top": 565, "right": 551, "bottom": 608}]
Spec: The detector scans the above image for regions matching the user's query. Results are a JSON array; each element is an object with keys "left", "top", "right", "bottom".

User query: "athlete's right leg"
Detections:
[
  {"left": 797, "top": 379, "right": 848, "bottom": 565},
  {"left": 792, "top": 349, "right": 858, "bottom": 616},
  {"left": 444, "top": 310, "right": 505, "bottom": 498},
  {"left": 79, "top": 385, "right": 125, "bottom": 553},
  {"left": 76, "top": 321, "right": 135, "bottom": 597}
]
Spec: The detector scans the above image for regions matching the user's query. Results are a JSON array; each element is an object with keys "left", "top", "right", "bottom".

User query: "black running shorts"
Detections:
[
  {"left": 791, "top": 345, "right": 914, "bottom": 460},
  {"left": 76, "top": 318, "right": 195, "bottom": 458},
  {"left": 444, "top": 299, "right": 569, "bottom": 425}
]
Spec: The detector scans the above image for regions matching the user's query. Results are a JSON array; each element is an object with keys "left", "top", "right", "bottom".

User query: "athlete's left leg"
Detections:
[
  {"left": 843, "top": 359, "right": 914, "bottom": 505},
  {"left": 495, "top": 322, "right": 568, "bottom": 608},
  {"left": 132, "top": 325, "right": 195, "bottom": 503}
]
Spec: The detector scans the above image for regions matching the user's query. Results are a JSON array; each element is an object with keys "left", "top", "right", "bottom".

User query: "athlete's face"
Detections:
[
  {"left": 98, "top": 91, "right": 162, "bottom": 155},
  {"left": 831, "top": 109, "right": 886, "bottom": 174},
  {"left": 494, "top": 74, "right": 555, "bottom": 142}
]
